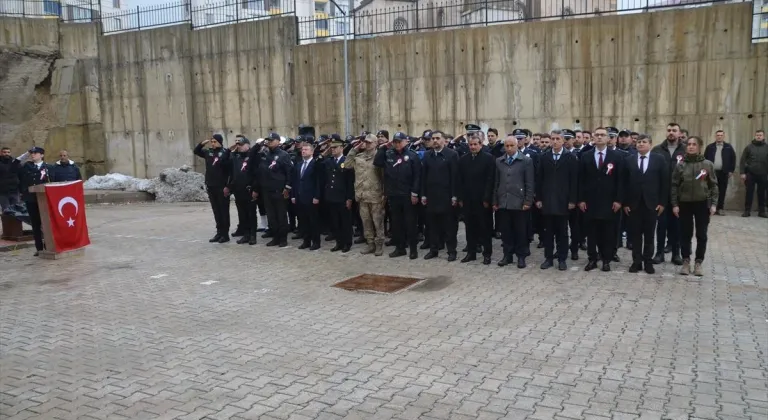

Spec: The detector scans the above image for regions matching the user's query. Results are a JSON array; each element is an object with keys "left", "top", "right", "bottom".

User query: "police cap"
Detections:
[
  {"left": 465, "top": 123, "right": 481, "bottom": 133},
  {"left": 512, "top": 128, "right": 527, "bottom": 139},
  {"left": 562, "top": 129, "right": 575, "bottom": 140},
  {"left": 606, "top": 127, "right": 619, "bottom": 138},
  {"left": 393, "top": 131, "right": 408, "bottom": 141}
]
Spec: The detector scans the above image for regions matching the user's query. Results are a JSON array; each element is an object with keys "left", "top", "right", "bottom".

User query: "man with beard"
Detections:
[
  {"left": 421, "top": 131, "right": 460, "bottom": 261},
  {"left": 578, "top": 128, "right": 624, "bottom": 272},
  {"left": 536, "top": 130, "right": 578, "bottom": 271},
  {"left": 374, "top": 132, "right": 422, "bottom": 259},
  {"left": 194, "top": 134, "right": 232, "bottom": 243},
  {"left": 739, "top": 130, "right": 768, "bottom": 218},
  {"left": 0, "top": 147, "right": 23, "bottom": 212},
  {"left": 259, "top": 132, "right": 294, "bottom": 247},
  {"left": 458, "top": 135, "right": 495, "bottom": 265},
  {"left": 228, "top": 135, "right": 259, "bottom": 245},
  {"left": 650, "top": 123, "right": 685, "bottom": 265},
  {"left": 484, "top": 128, "right": 504, "bottom": 158},
  {"left": 323, "top": 139, "right": 355, "bottom": 253}
]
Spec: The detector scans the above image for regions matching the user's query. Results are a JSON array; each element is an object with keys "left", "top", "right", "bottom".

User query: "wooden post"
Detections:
[{"left": 28, "top": 184, "right": 86, "bottom": 260}]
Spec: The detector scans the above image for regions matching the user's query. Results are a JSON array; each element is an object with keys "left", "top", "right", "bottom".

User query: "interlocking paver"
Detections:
[{"left": 0, "top": 203, "right": 765, "bottom": 420}]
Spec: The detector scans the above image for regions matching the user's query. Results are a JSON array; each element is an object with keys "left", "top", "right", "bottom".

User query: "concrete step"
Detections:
[{"left": 84, "top": 190, "right": 154, "bottom": 205}]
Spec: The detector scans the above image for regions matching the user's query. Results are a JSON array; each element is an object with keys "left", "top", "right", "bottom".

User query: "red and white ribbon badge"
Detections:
[
  {"left": 606, "top": 163, "right": 614, "bottom": 175},
  {"left": 269, "top": 161, "right": 276, "bottom": 169},
  {"left": 676, "top": 155, "right": 683, "bottom": 164},
  {"left": 40, "top": 169, "right": 46, "bottom": 180},
  {"left": 393, "top": 158, "right": 403, "bottom": 167},
  {"left": 696, "top": 169, "right": 707, "bottom": 180},
  {"left": 212, "top": 157, "right": 219, "bottom": 166},
  {"left": 241, "top": 162, "right": 248, "bottom": 171}
]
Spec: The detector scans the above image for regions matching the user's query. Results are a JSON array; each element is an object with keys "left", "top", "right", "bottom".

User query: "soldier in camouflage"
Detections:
[{"left": 345, "top": 134, "right": 386, "bottom": 256}]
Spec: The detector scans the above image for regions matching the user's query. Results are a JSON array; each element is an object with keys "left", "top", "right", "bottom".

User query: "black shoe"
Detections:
[
  {"left": 291, "top": 233, "right": 302, "bottom": 240},
  {"left": 424, "top": 251, "right": 438, "bottom": 260},
  {"left": 494, "top": 232, "right": 502, "bottom": 240},
  {"left": 497, "top": 255, "right": 512, "bottom": 267},
  {"left": 585, "top": 261, "right": 598, "bottom": 271},
  {"left": 540, "top": 259, "right": 553, "bottom": 270},
  {"left": 626, "top": 243, "right": 633, "bottom": 250},
  {"left": 461, "top": 246, "right": 468, "bottom": 252},
  {"left": 33, "top": 251, "right": 39, "bottom": 257},
  {"left": 759, "top": 213, "right": 768, "bottom": 218},
  {"left": 517, "top": 257, "right": 526, "bottom": 269},
  {"left": 742, "top": 211, "right": 750, "bottom": 217},
  {"left": 209, "top": 233, "right": 222, "bottom": 243},
  {"left": 325, "top": 235, "right": 335, "bottom": 242},
  {"left": 644, "top": 262, "right": 655, "bottom": 274},
  {"left": 652, "top": 252, "right": 664, "bottom": 264},
  {"left": 461, "top": 254, "right": 477, "bottom": 263},
  {"left": 231, "top": 229, "right": 244, "bottom": 237},
  {"left": 629, "top": 263, "right": 642, "bottom": 273},
  {"left": 420, "top": 242, "right": 430, "bottom": 250},
  {"left": 266, "top": 239, "right": 279, "bottom": 247},
  {"left": 447, "top": 253, "right": 457, "bottom": 262},
  {"left": 409, "top": 250, "right": 418, "bottom": 260},
  {"left": 354, "top": 236, "right": 367, "bottom": 244},
  {"left": 278, "top": 240, "right": 288, "bottom": 247},
  {"left": 218, "top": 235, "right": 230, "bottom": 243},
  {"left": 664, "top": 245, "right": 671, "bottom": 253},
  {"left": 249, "top": 236, "right": 257, "bottom": 245},
  {"left": 571, "top": 251, "right": 579, "bottom": 261},
  {"left": 537, "top": 241, "right": 544, "bottom": 249},
  {"left": 558, "top": 261, "right": 567, "bottom": 271},
  {"left": 612, "top": 254, "right": 620, "bottom": 263},
  {"left": 579, "top": 243, "right": 587, "bottom": 251},
  {"left": 310, "top": 243, "right": 321, "bottom": 251},
  {"left": 331, "top": 245, "right": 342, "bottom": 252},
  {"left": 671, "top": 255, "right": 683, "bottom": 266},
  {"left": 385, "top": 238, "right": 395, "bottom": 247},
  {"left": 341, "top": 246, "right": 351, "bottom": 253},
  {"left": 237, "top": 235, "right": 250, "bottom": 244},
  {"left": 601, "top": 262, "right": 611, "bottom": 272},
  {"left": 262, "top": 232, "right": 273, "bottom": 239},
  {"left": 298, "top": 241, "right": 310, "bottom": 250},
  {"left": 483, "top": 256, "right": 491, "bottom": 265},
  {"left": 389, "top": 248, "right": 406, "bottom": 258}
]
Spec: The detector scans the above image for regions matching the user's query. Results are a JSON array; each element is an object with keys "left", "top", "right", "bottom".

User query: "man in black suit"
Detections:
[
  {"left": 291, "top": 143, "right": 322, "bottom": 250},
  {"left": 536, "top": 130, "right": 579, "bottom": 271},
  {"left": 578, "top": 127, "right": 624, "bottom": 272},
  {"left": 322, "top": 139, "right": 355, "bottom": 253},
  {"left": 421, "top": 131, "right": 460, "bottom": 261},
  {"left": 458, "top": 135, "right": 495, "bottom": 265},
  {"left": 622, "top": 135, "right": 669, "bottom": 274}
]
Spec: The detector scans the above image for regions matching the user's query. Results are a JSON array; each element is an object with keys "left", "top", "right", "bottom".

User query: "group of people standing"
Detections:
[{"left": 194, "top": 125, "right": 768, "bottom": 278}]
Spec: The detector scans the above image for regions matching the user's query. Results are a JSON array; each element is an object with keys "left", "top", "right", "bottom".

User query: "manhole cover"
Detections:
[{"left": 333, "top": 274, "right": 422, "bottom": 294}]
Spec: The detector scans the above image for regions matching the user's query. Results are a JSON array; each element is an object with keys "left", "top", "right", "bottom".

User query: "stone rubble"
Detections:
[{"left": 83, "top": 165, "right": 209, "bottom": 203}]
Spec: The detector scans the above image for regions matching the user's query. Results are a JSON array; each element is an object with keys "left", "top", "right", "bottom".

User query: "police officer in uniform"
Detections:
[
  {"left": 258, "top": 132, "right": 293, "bottom": 247},
  {"left": 228, "top": 135, "right": 259, "bottom": 245},
  {"left": 193, "top": 134, "right": 232, "bottom": 243},
  {"left": 18, "top": 147, "right": 53, "bottom": 255},
  {"left": 374, "top": 131, "right": 422, "bottom": 259},
  {"left": 323, "top": 138, "right": 355, "bottom": 252},
  {"left": 515, "top": 129, "right": 540, "bottom": 249}
]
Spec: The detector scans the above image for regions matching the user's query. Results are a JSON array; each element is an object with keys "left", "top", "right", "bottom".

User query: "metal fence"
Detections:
[
  {"left": 0, "top": 0, "right": 100, "bottom": 20},
  {"left": 755, "top": 0, "right": 768, "bottom": 41}
]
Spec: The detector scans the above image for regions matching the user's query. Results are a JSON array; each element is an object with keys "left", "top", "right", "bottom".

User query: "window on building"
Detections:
[
  {"left": 393, "top": 17, "right": 407, "bottom": 33},
  {"left": 316, "top": 19, "right": 329, "bottom": 30},
  {"left": 336, "top": 20, "right": 346, "bottom": 35},
  {"left": 114, "top": 18, "right": 122, "bottom": 30},
  {"left": 113, "top": 0, "right": 120, "bottom": 8},
  {"left": 243, "top": 0, "right": 263, "bottom": 10},
  {"left": 43, "top": 0, "right": 61, "bottom": 16},
  {"left": 226, "top": 14, "right": 235, "bottom": 21}
]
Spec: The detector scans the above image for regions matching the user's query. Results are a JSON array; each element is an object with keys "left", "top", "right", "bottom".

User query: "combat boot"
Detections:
[
  {"left": 693, "top": 260, "right": 703, "bottom": 277},
  {"left": 374, "top": 241, "right": 384, "bottom": 256},
  {"left": 680, "top": 259, "right": 690, "bottom": 276},
  {"left": 361, "top": 242, "right": 376, "bottom": 255}
]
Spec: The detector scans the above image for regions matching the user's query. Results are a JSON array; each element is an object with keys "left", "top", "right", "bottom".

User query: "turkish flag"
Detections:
[{"left": 44, "top": 181, "right": 91, "bottom": 252}]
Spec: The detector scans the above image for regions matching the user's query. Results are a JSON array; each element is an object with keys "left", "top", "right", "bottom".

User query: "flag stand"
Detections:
[{"left": 28, "top": 183, "right": 88, "bottom": 260}]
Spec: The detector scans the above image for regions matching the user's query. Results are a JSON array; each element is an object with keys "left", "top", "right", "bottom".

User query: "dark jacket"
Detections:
[
  {"left": 457, "top": 151, "right": 495, "bottom": 203},
  {"left": 52, "top": 160, "right": 82, "bottom": 182},
  {"left": 322, "top": 155, "right": 354, "bottom": 203},
  {"left": 535, "top": 150, "right": 578, "bottom": 216},
  {"left": 703, "top": 142, "right": 737, "bottom": 174},
  {"left": 577, "top": 148, "right": 624, "bottom": 220},
  {"left": 18, "top": 161, "right": 54, "bottom": 202},
  {"left": 493, "top": 153, "right": 535, "bottom": 210},
  {"left": 483, "top": 142, "right": 504, "bottom": 159},
  {"left": 0, "top": 156, "right": 21, "bottom": 194},
  {"left": 621, "top": 152, "right": 669, "bottom": 212},
  {"left": 228, "top": 151, "right": 259, "bottom": 192},
  {"left": 650, "top": 139, "right": 686, "bottom": 173},
  {"left": 259, "top": 147, "right": 294, "bottom": 194},
  {"left": 291, "top": 158, "right": 321, "bottom": 205},
  {"left": 193, "top": 144, "right": 231, "bottom": 187},
  {"left": 671, "top": 154, "right": 719, "bottom": 207},
  {"left": 739, "top": 140, "right": 768, "bottom": 176},
  {"left": 374, "top": 147, "right": 421, "bottom": 197},
  {"left": 420, "top": 147, "right": 459, "bottom": 213}
]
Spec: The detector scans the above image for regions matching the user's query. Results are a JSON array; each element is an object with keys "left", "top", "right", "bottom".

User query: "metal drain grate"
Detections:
[{"left": 332, "top": 274, "right": 422, "bottom": 294}]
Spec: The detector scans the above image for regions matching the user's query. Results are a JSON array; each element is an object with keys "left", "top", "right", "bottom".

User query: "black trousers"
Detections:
[
  {"left": 629, "top": 200, "right": 657, "bottom": 264},
  {"left": 527, "top": 208, "right": 541, "bottom": 242},
  {"left": 656, "top": 203, "right": 679, "bottom": 254},
  {"left": 586, "top": 217, "right": 616, "bottom": 263},
  {"left": 389, "top": 196, "right": 418, "bottom": 251},
  {"left": 543, "top": 214, "right": 569, "bottom": 262},
  {"left": 329, "top": 201, "right": 353, "bottom": 247},
  {"left": 615, "top": 212, "right": 626, "bottom": 250},
  {"left": 25, "top": 200, "right": 44, "bottom": 251},
  {"left": 715, "top": 170, "right": 729, "bottom": 210},
  {"left": 264, "top": 192, "right": 289, "bottom": 242},
  {"left": 745, "top": 173, "right": 767, "bottom": 212},
  {"left": 679, "top": 201, "right": 710, "bottom": 261},
  {"left": 463, "top": 201, "right": 492, "bottom": 257},
  {"left": 207, "top": 186, "right": 230, "bottom": 235},
  {"left": 234, "top": 190, "right": 257, "bottom": 234},
  {"left": 427, "top": 210, "right": 458, "bottom": 253},
  {"left": 287, "top": 199, "right": 297, "bottom": 231},
  {"left": 297, "top": 202, "right": 320, "bottom": 245},
  {"left": 568, "top": 208, "right": 583, "bottom": 253},
  {"left": 498, "top": 209, "right": 529, "bottom": 258}
]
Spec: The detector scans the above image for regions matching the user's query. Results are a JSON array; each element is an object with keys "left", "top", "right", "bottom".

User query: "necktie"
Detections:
[
  {"left": 554, "top": 153, "right": 559, "bottom": 162},
  {"left": 507, "top": 157, "right": 513, "bottom": 165},
  {"left": 301, "top": 161, "right": 308, "bottom": 176},
  {"left": 640, "top": 155, "right": 646, "bottom": 173},
  {"left": 598, "top": 152, "right": 604, "bottom": 168}
]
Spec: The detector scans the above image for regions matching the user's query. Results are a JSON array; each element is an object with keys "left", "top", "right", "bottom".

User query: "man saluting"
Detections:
[{"left": 194, "top": 134, "right": 232, "bottom": 244}]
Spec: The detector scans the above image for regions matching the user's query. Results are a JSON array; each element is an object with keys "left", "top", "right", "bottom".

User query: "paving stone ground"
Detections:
[{"left": 1, "top": 203, "right": 767, "bottom": 420}]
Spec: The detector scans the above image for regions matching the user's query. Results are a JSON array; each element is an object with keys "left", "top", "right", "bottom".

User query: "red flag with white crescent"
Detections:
[{"left": 44, "top": 181, "right": 91, "bottom": 252}]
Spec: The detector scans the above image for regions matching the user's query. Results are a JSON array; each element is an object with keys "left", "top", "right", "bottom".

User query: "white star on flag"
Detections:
[{"left": 66, "top": 218, "right": 75, "bottom": 227}]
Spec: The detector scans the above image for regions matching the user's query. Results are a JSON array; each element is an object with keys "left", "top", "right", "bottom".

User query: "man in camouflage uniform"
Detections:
[{"left": 345, "top": 134, "right": 386, "bottom": 256}]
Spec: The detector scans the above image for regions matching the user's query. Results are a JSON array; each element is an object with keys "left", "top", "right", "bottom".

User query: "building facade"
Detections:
[{"left": 0, "top": 0, "right": 127, "bottom": 21}]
